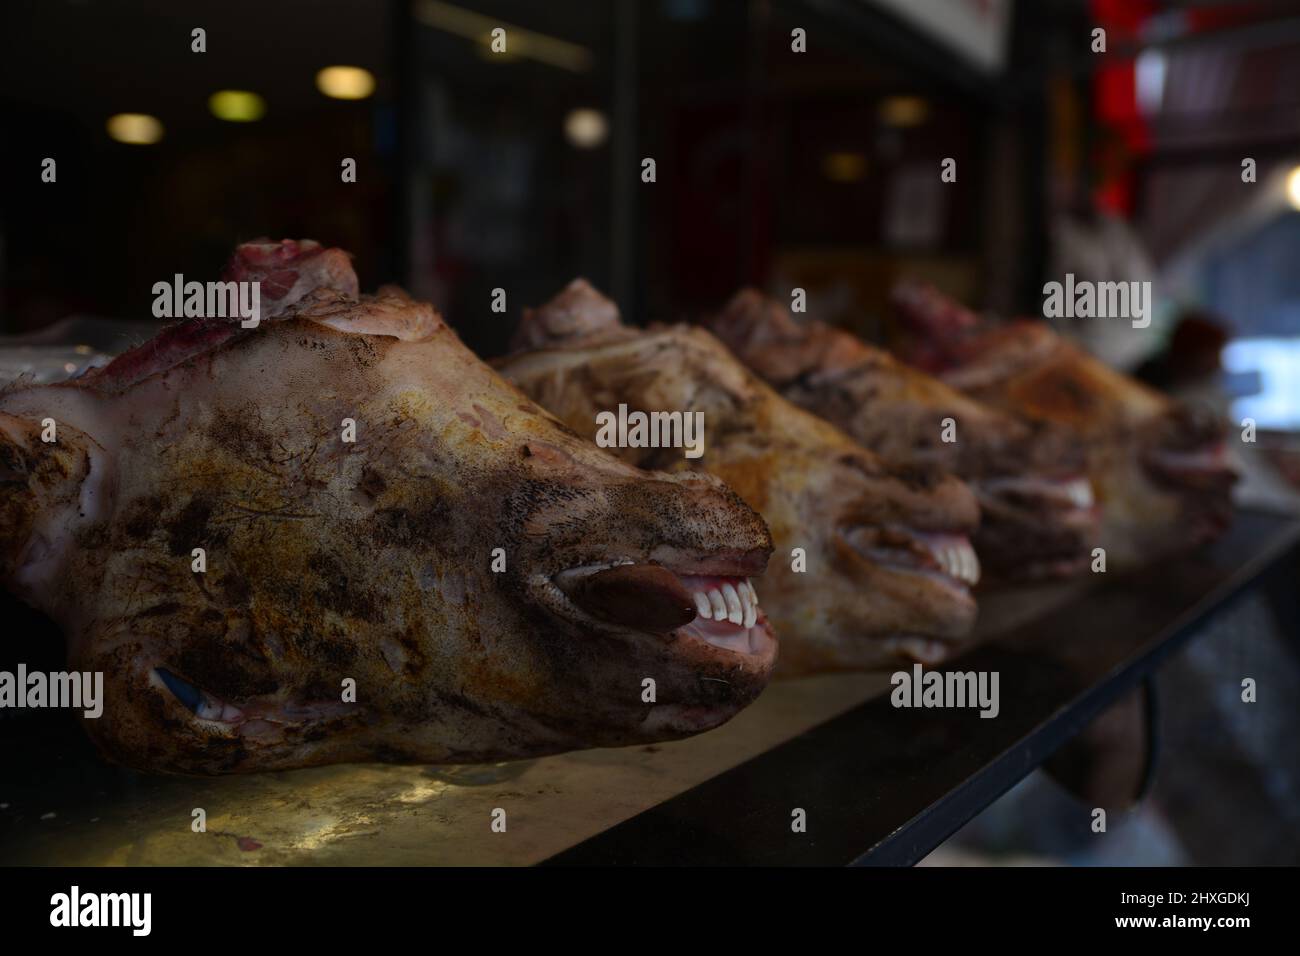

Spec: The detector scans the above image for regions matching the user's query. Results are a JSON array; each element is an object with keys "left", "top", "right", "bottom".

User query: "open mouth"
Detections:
[
  {"left": 1145, "top": 443, "right": 1237, "bottom": 493},
  {"left": 975, "top": 475, "right": 1100, "bottom": 543},
  {"left": 677, "top": 574, "right": 770, "bottom": 655},
  {"left": 840, "top": 525, "right": 981, "bottom": 590},
  {"left": 553, "top": 561, "right": 775, "bottom": 660},
  {"left": 979, "top": 474, "right": 1095, "bottom": 515},
  {"left": 972, "top": 475, "right": 1098, "bottom": 577},
  {"left": 1142, "top": 405, "right": 1238, "bottom": 496},
  {"left": 153, "top": 667, "right": 350, "bottom": 735},
  {"left": 156, "top": 667, "right": 245, "bottom": 723},
  {"left": 1144, "top": 443, "right": 1237, "bottom": 543}
]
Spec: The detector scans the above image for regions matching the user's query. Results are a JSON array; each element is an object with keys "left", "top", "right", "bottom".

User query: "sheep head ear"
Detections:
[
  {"left": 222, "top": 237, "right": 358, "bottom": 317},
  {"left": 510, "top": 278, "right": 628, "bottom": 353}
]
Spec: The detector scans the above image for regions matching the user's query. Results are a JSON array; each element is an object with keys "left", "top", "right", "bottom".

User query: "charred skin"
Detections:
[
  {"left": 709, "top": 291, "right": 1099, "bottom": 582},
  {"left": 0, "top": 246, "right": 775, "bottom": 776},
  {"left": 497, "top": 283, "right": 982, "bottom": 675},
  {"left": 891, "top": 285, "right": 1237, "bottom": 568}
]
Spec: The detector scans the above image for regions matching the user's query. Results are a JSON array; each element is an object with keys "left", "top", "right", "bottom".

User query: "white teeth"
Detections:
[
  {"left": 681, "top": 580, "right": 759, "bottom": 632},
  {"left": 693, "top": 591, "right": 712, "bottom": 620},
  {"left": 1064, "top": 478, "right": 1094, "bottom": 508},
  {"left": 192, "top": 691, "right": 244, "bottom": 723},
  {"left": 686, "top": 579, "right": 761, "bottom": 629},
  {"left": 982, "top": 476, "right": 1096, "bottom": 511},
  {"left": 708, "top": 588, "right": 728, "bottom": 620},
  {"left": 926, "top": 539, "right": 980, "bottom": 586},
  {"left": 195, "top": 694, "right": 243, "bottom": 723},
  {"left": 952, "top": 542, "right": 980, "bottom": 585},
  {"left": 721, "top": 583, "right": 744, "bottom": 624},
  {"left": 888, "top": 636, "right": 947, "bottom": 665}
]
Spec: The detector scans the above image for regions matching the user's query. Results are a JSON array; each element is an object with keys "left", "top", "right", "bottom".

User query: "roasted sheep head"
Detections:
[
  {"left": 495, "top": 279, "right": 982, "bottom": 675},
  {"left": 709, "top": 290, "right": 1099, "bottom": 582},
  {"left": 0, "top": 240, "right": 776, "bottom": 775},
  {"left": 891, "top": 281, "right": 1236, "bottom": 568}
]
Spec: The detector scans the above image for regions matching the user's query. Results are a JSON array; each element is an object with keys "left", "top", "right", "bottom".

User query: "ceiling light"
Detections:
[
  {"left": 316, "top": 66, "right": 375, "bottom": 100},
  {"left": 878, "top": 96, "right": 929, "bottom": 128},
  {"left": 564, "top": 108, "right": 608, "bottom": 149},
  {"left": 106, "top": 113, "right": 163, "bottom": 145},
  {"left": 209, "top": 90, "right": 266, "bottom": 122},
  {"left": 823, "top": 152, "right": 868, "bottom": 183},
  {"left": 414, "top": 0, "right": 593, "bottom": 72}
]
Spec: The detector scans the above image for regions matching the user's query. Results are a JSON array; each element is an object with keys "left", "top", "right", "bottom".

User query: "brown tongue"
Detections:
[{"left": 570, "top": 564, "right": 698, "bottom": 632}]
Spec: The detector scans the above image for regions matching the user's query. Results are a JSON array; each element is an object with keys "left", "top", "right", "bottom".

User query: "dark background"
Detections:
[{"left": 4, "top": 1, "right": 1299, "bottom": 360}]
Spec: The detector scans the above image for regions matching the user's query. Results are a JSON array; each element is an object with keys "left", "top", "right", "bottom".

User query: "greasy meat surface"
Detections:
[
  {"left": 709, "top": 291, "right": 1099, "bottom": 582},
  {"left": 891, "top": 281, "right": 1236, "bottom": 567},
  {"left": 496, "top": 280, "right": 982, "bottom": 674},
  {"left": 0, "top": 240, "right": 777, "bottom": 775}
]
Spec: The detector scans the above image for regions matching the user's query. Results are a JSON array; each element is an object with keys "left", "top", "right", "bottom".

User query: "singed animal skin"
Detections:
[
  {"left": 0, "top": 240, "right": 777, "bottom": 775},
  {"left": 709, "top": 291, "right": 1100, "bottom": 582},
  {"left": 495, "top": 280, "right": 983, "bottom": 675},
  {"left": 891, "top": 281, "right": 1236, "bottom": 568}
]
